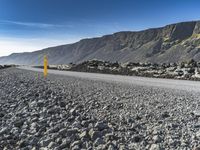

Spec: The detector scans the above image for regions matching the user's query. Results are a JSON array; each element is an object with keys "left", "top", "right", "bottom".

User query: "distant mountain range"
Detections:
[{"left": 0, "top": 21, "right": 200, "bottom": 65}]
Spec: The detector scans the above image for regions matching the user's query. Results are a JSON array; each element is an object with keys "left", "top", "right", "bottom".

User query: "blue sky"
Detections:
[{"left": 0, "top": 0, "right": 200, "bottom": 56}]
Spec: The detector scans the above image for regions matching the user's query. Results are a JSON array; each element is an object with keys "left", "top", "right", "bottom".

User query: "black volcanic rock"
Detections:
[
  {"left": 169, "top": 22, "right": 196, "bottom": 40},
  {"left": 0, "top": 21, "right": 200, "bottom": 65},
  {"left": 194, "top": 22, "right": 200, "bottom": 34}
]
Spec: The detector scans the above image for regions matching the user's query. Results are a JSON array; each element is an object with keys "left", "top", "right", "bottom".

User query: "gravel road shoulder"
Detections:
[{"left": 1, "top": 68, "right": 200, "bottom": 150}]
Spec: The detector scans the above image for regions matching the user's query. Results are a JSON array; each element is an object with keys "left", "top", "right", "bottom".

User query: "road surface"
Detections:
[{"left": 19, "top": 66, "right": 200, "bottom": 92}]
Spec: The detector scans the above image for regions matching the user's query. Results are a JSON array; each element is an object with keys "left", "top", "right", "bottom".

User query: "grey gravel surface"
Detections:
[{"left": 1, "top": 68, "right": 200, "bottom": 150}]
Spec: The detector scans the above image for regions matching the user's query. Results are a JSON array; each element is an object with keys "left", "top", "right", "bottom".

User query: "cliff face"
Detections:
[{"left": 0, "top": 21, "right": 200, "bottom": 65}]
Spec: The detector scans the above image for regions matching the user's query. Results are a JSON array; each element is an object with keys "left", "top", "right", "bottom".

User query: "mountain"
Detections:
[{"left": 1, "top": 21, "right": 200, "bottom": 65}]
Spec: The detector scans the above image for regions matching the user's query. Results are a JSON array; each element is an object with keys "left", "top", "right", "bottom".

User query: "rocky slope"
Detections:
[
  {"left": 1, "top": 68, "right": 200, "bottom": 149},
  {"left": 0, "top": 21, "right": 200, "bottom": 65}
]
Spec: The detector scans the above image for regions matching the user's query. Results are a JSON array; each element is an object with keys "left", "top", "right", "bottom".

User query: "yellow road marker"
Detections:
[{"left": 44, "top": 55, "right": 48, "bottom": 78}]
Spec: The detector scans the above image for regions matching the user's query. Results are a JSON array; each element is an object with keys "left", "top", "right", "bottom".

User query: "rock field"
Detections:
[{"left": 1, "top": 68, "right": 200, "bottom": 150}]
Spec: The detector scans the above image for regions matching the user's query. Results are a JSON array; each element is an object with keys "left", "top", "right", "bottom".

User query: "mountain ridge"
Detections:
[{"left": 1, "top": 20, "right": 200, "bottom": 65}]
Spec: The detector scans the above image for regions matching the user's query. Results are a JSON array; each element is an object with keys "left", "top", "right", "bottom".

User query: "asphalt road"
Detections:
[{"left": 18, "top": 66, "right": 200, "bottom": 92}]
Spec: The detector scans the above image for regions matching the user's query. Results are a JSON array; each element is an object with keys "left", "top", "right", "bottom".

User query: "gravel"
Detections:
[{"left": 1, "top": 68, "right": 200, "bottom": 149}]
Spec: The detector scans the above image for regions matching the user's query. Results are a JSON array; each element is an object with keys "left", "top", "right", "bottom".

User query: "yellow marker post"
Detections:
[{"left": 44, "top": 55, "right": 48, "bottom": 78}]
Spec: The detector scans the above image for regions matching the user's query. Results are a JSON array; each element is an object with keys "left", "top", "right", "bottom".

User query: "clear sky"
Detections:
[{"left": 0, "top": 0, "right": 200, "bottom": 56}]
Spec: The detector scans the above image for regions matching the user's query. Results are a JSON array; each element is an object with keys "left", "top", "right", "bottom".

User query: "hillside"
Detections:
[{"left": 0, "top": 21, "right": 200, "bottom": 65}]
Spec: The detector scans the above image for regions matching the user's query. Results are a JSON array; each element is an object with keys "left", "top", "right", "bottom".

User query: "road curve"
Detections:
[{"left": 18, "top": 66, "right": 200, "bottom": 92}]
